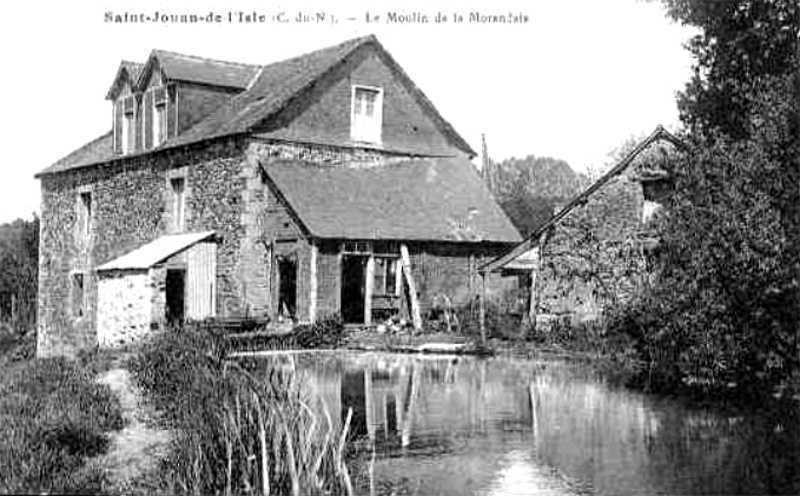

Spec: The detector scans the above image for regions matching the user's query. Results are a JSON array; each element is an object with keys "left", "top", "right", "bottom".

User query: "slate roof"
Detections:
[
  {"left": 150, "top": 50, "right": 262, "bottom": 89},
  {"left": 261, "top": 157, "right": 522, "bottom": 243},
  {"left": 105, "top": 61, "right": 145, "bottom": 100},
  {"left": 480, "top": 126, "right": 685, "bottom": 273},
  {"left": 97, "top": 231, "right": 216, "bottom": 272},
  {"left": 39, "top": 35, "right": 473, "bottom": 177}
]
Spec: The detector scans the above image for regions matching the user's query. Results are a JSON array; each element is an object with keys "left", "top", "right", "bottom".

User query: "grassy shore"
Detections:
[
  {"left": 0, "top": 341, "right": 124, "bottom": 494},
  {"left": 129, "top": 323, "right": 357, "bottom": 495}
]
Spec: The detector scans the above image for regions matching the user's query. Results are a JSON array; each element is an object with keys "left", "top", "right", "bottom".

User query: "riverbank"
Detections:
[{"left": 0, "top": 346, "right": 124, "bottom": 494}]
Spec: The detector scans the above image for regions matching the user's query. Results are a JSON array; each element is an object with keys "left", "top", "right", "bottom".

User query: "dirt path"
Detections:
[{"left": 90, "top": 366, "right": 172, "bottom": 494}]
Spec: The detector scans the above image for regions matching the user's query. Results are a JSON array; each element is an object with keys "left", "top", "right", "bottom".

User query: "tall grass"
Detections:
[
  {"left": 129, "top": 324, "right": 355, "bottom": 495},
  {"left": 0, "top": 356, "right": 124, "bottom": 494}
]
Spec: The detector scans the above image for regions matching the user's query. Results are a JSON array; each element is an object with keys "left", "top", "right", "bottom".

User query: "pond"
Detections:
[{"left": 247, "top": 351, "right": 799, "bottom": 495}]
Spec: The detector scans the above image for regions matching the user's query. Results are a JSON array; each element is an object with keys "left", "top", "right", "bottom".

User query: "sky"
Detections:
[{"left": 0, "top": 0, "right": 695, "bottom": 224}]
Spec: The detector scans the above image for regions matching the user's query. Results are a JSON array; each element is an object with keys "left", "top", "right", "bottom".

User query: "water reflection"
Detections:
[{"left": 247, "top": 352, "right": 799, "bottom": 495}]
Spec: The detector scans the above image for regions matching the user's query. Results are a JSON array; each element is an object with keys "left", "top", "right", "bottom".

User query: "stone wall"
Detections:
[
  {"left": 536, "top": 162, "right": 649, "bottom": 323},
  {"left": 37, "top": 136, "right": 249, "bottom": 356},
  {"left": 96, "top": 271, "right": 152, "bottom": 347}
]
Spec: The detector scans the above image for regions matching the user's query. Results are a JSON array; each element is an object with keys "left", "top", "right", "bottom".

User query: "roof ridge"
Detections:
[{"left": 152, "top": 48, "right": 263, "bottom": 69}]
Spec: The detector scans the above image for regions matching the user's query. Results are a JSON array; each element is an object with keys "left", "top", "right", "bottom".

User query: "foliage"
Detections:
[
  {"left": 489, "top": 155, "right": 586, "bottom": 237},
  {"left": 0, "top": 357, "right": 124, "bottom": 494},
  {"left": 0, "top": 215, "right": 39, "bottom": 334},
  {"left": 609, "top": 0, "right": 800, "bottom": 396},
  {"left": 613, "top": 135, "right": 798, "bottom": 395},
  {"left": 291, "top": 315, "right": 346, "bottom": 348},
  {"left": 129, "top": 325, "right": 356, "bottom": 495},
  {"left": 660, "top": 0, "right": 798, "bottom": 141}
]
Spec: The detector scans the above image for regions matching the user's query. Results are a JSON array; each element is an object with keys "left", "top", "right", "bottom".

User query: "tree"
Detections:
[
  {"left": 0, "top": 216, "right": 39, "bottom": 334},
  {"left": 612, "top": 0, "right": 800, "bottom": 396}
]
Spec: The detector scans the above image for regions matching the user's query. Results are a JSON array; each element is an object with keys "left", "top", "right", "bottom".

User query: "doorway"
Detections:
[
  {"left": 341, "top": 256, "right": 366, "bottom": 324},
  {"left": 277, "top": 257, "right": 297, "bottom": 321},
  {"left": 165, "top": 268, "right": 186, "bottom": 325}
]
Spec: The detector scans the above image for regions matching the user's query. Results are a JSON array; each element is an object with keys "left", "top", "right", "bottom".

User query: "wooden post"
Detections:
[
  {"left": 479, "top": 273, "right": 486, "bottom": 346},
  {"left": 364, "top": 368, "right": 375, "bottom": 443},
  {"left": 527, "top": 246, "right": 540, "bottom": 325},
  {"left": 309, "top": 243, "right": 318, "bottom": 323},
  {"left": 364, "top": 255, "right": 374, "bottom": 326},
  {"left": 399, "top": 244, "right": 422, "bottom": 331}
]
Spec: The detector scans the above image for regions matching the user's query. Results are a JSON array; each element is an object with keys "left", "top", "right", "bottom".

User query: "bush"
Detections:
[
  {"left": 0, "top": 357, "right": 124, "bottom": 494},
  {"left": 129, "top": 323, "right": 356, "bottom": 495},
  {"left": 291, "top": 314, "right": 345, "bottom": 348}
]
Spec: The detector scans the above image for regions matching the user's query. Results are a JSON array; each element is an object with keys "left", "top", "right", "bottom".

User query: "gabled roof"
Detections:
[
  {"left": 39, "top": 35, "right": 474, "bottom": 177},
  {"left": 261, "top": 157, "right": 521, "bottom": 243},
  {"left": 480, "top": 126, "right": 685, "bottom": 273},
  {"left": 140, "top": 49, "right": 262, "bottom": 89},
  {"left": 105, "top": 60, "right": 145, "bottom": 100},
  {"left": 97, "top": 231, "right": 216, "bottom": 272}
]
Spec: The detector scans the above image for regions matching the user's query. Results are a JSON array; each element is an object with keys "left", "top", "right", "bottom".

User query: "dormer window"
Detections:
[
  {"left": 351, "top": 86, "right": 383, "bottom": 144},
  {"left": 122, "top": 96, "right": 136, "bottom": 154},
  {"left": 153, "top": 87, "right": 168, "bottom": 147}
]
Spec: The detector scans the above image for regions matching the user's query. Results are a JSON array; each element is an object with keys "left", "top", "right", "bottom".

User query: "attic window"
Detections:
[
  {"left": 351, "top": 86, "right": 383, "bottom": 144},
  {"left": 153, "top": 87, "right": 167, "bottom": 147},
  {"left": 122, "top": 96, "right": 136, "bottom": 154},
  {"left": 154, "top": 102, "right": 167, "bottom": 146}
]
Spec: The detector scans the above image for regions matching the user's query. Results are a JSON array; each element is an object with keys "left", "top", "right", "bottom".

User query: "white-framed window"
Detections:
[
  {"left": 153, "top": 87, "right": 168, "bottom": 147},
  {"left": 122, "top": 95, "right": 136, "bottom": 154},
  {"left": 78, "top": 191, "right": 92, "bottom": 239},
  {"left": 374, "top": 257, "right": 399, "bottom": 296},
  {"left": 171, "top": 177, "right": 186, "bottom": 231},
  {"left": 351, "top": 85, "right": 383, "bottom": 144}
]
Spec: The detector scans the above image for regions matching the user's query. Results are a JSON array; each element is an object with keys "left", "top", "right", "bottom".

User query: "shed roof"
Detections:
[
  {"left": 262, "top": 157, "right": 521, "bottom": 244},
  {"left": 97, "top": 231, "right": 215, "bottom": 272},
  {"left": 39, "top": 35, "right": 473, "bottom": 177},
  {"left": 481, "top": 125, "right": 685, "bottom": 273}
]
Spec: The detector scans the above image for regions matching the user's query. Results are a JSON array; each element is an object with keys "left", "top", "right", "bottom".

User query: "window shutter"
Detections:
[
  {"left": 114, "top": 100, "right": 123, "bottom": 154},
  {"left": 144, "top": 91, "right": 154, "bottom": 149},
  {"left": 135, "top": 95, "right": 143, "bottom": 152},
  {"left": 167, "top": 84, "right": 177, "bottom": 138}
]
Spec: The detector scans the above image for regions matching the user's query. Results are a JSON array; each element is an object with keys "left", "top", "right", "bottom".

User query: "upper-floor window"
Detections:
[
  {"left": 122, "top": 96, "right": 136, "bottom": 154},
  {"left": 78, "top": 192, "right": 92, "bottom": 239},
  {"left": 351, "top": 86, "right": 383, "bottom": 144},
  {"left": 72, "top": 272, "right": 85, "bottom": 318},
  {"left": 153, "top": 86, "right": 168, "bottom": 147},
  {"left": 171, "top": 177, "right": 186, "bottom": 230}
]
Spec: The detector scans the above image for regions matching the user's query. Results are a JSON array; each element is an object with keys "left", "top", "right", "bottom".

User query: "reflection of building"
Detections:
[
  {"left": 481, "top": 126, "right": 684, "bottom": 325},
  {"left": 308, "top": 354, "right": 536, "bottom": 453},
  {"left": 35, "top": 35, "right": 521, "bottom": 356}
]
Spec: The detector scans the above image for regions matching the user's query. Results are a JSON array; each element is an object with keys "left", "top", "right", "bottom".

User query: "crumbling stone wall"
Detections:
[{"left": 537, "top": 163, "right": 649, "bottom": 324}]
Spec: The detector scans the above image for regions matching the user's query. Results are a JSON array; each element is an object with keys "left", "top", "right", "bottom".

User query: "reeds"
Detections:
[{"left": 130, "top": 324, "right": 355, "bottom": 495}]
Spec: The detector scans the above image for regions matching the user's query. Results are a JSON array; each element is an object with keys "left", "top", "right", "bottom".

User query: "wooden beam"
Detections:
[
  {"left": 527, "top": 246, "right": 540, "bottom": 324},
  {"left": 399, "top": 244, "right": 422, "bottom": 330},
  {"left": 309, "top": 243, "right": 318, "bottom": 323},
  {"left": 479, "top": 273, "right": 486, "bottom": 345},
  {"left": 364, "top": 255, "right": 374, "bottom": 326}
]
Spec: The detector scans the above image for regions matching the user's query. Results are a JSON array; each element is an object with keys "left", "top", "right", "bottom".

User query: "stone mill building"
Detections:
[{"left": 35, "top": 35, "right": 521, "bottom": 356}]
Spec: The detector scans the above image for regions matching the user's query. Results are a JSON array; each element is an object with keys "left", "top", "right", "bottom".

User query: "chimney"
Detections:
[{"left": 481, "top": 133, "right": 495, "bottom": 193}]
